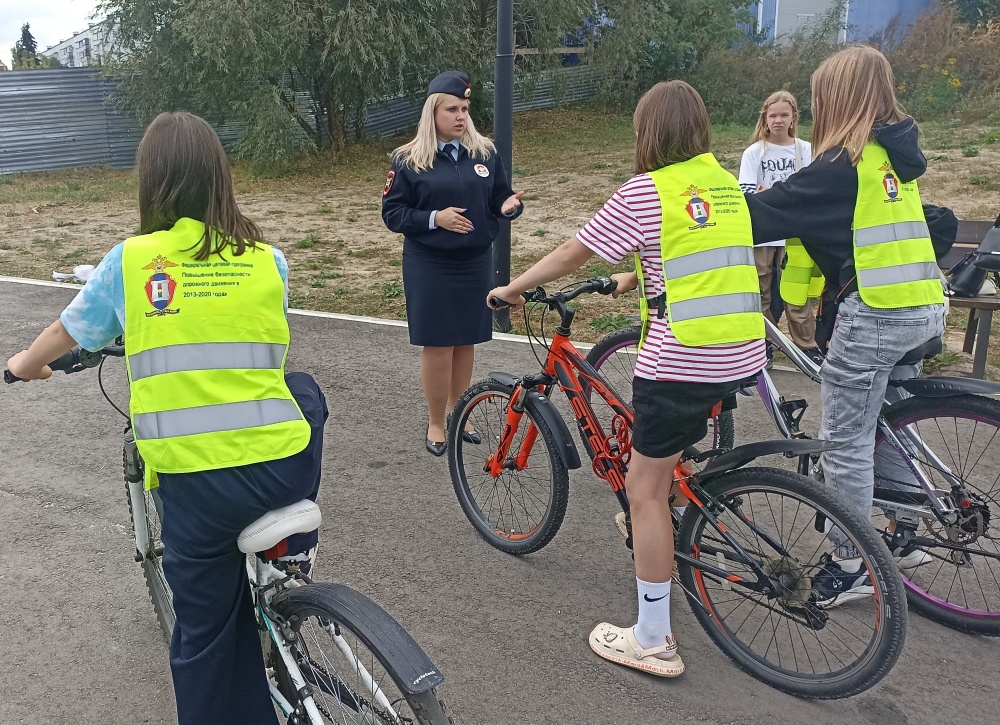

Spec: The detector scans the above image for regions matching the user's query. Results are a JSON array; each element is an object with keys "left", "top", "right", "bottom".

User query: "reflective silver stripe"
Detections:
[
  {"left": 669, "top": 292, "right": 762, "bottom": 323},
  {"left": 129, "top": 342, "right": 286, "bottom": 381},
  {"left": 664, "top": 246, "right": 755, "bottom": 280},
  {"left": 857, "top": 262, "right": 940, "bottom": 288},
  {"left": 134, "top": 399, "right": 302, "bottom": 440},
  {"left": 855, "top": 221, "right": 930, "bottom": 247}
]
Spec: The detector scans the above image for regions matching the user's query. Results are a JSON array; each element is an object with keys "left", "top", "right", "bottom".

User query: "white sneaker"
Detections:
[{"left": 892, "top": 543, "right": 933, "bottom": 570}]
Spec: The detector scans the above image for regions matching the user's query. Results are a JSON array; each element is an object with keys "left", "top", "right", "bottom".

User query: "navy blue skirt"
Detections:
[{"left": 402, "top": 239, "right": 494, "bottom": 347}]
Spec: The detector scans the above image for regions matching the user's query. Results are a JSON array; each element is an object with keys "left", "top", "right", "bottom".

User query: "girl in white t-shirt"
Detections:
[{"left": 738, "top": 91, "right": 823, "bottom": 364}]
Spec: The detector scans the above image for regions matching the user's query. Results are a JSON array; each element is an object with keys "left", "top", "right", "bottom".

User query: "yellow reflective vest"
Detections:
[
  {"left": 636, "top": 153, "right": 764, "bottom": 347},
  {"left": 121, "top": 218, "right": 310, "bottom": 487},
  {"left": 854, "top": 143, "right": 943, "bottom": 308},
  {"left": 780, "top": 238, "right": 825, "bottom": 305}
]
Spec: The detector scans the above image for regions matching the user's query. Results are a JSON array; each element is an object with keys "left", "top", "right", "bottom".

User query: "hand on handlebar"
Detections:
[
  {"left": 486, "top": 285, "right": 526, "bottom": 312},
  {"left": 609, "top": 272, "right": 639, "bottom": 299},
  {"left": 4, "top": 350, "right": 52, "bottom": 381}
]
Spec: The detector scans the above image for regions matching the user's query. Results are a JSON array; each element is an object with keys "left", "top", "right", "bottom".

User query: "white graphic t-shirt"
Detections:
[{"left": 738, "top": 139, "right": 812, "bottom": 247}]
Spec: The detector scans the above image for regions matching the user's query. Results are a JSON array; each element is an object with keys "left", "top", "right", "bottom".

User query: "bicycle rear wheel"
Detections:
[
  {"left": 448, "top": 379, "right": 569, "bottom": 554},
  {"left": 270, "top": 583, "right": 452, "bottom": 725},
  {"left": 584, "top": 326, "right": 735, "bottom": 450},
  {"left": 126, "top": 482, "right": 174, "bottom": 639},
  {"left": 874, "top": 394, "right": 1000, "bottom": 635},
  {"left": 676, "top": 467, "right": 907, "bottom": 699}
]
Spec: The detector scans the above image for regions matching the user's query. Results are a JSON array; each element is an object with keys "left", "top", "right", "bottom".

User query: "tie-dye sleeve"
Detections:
[{"left": 60, "top": 243, "right": 126, "bottom": 351}]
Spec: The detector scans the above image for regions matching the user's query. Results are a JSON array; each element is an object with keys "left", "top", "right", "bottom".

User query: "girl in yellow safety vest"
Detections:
[
  {"left": 6, "top": 112, "right": 328, "bottom": 725},
  {"left": 745, "top": 46, "right": 951, "bottom": 606},
  {"left": 488, "top": 80, "right": 767, "bottom": 679}
]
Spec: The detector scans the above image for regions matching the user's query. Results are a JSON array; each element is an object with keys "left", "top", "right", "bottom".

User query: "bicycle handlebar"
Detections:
[
  {"left": 4, "top": 344, "right": 125, "bottom": 384},
  {"left": 489, "top": 276, "right": 618, "bottom": 310}
]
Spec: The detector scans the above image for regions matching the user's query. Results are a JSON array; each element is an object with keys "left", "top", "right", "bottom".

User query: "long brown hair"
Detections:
[
  {"left": 135, "top": 111, "right": 262, "bottom": 260},
  {"left": 810, "top": 46, "right": 908, "bottom": 165},
  {"left": 633, "top": 80, "right": 712, "bottom": 174},
  {"left": 750, "top": 90, "right": 800, "bottom": 144}
]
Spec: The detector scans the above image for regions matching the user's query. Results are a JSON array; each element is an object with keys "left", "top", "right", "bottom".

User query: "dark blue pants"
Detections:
[{"left": 157, "top": 372, "right": 328, "bottom": 725}]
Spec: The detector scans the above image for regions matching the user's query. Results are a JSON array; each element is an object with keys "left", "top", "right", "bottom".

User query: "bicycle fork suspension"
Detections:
[{"left": 486, "top": 386, "right": 540, "bottom": 477}]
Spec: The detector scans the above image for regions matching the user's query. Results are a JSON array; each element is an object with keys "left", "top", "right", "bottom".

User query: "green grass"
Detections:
[
  {"left": 297, "top": 233, "right": 320, "bottom": 249},
  {"left": 590, "top": 313, "right": 631, "bottom": 333},
  {"left": 382, "top": 280, "right": 404, "bottom": 300}
]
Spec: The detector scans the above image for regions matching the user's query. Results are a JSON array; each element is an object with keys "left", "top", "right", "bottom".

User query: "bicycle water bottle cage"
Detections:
[{"left": 778, "top": 398, "right": 809, "bottom": 436}]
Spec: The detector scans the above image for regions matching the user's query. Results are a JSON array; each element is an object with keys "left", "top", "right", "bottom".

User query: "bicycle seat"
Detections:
[
  {"left": 237, "top": 500, "right": 322, "bottom": 554},
  {"left": 897, "top": 336, "right": 943, "bottom": 366}
]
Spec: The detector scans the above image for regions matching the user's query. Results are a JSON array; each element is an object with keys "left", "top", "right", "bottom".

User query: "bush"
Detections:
[{"left": 889, "top": 7, "right": 1000, "bottom": 121}]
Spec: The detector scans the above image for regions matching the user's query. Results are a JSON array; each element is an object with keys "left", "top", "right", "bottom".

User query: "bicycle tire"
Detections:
[
  {"left": 270, "top": 583, "right": 453, "bottom": 725},
  {"left": 676, "top": 467, "right": 907, "bottom": 699},
  {"left": 125, "top": 482, "right": 174, "bottom": 639},
  {"left": 875, "top": 394, "right": 1000, "bottom": 635},
  {"left": 448, "top": 379, "right": 569, "bottom": 555},
  {"left": 584, "top": 325, "right": 736, "bottom": 451}
]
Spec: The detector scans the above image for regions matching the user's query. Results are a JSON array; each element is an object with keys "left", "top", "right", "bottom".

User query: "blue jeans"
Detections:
[
  {"left": 820, "top": 293, "right": 945, "bottom": 556},
  {"left": 157, "top": 372, "right": 328, "bottom": 725}
]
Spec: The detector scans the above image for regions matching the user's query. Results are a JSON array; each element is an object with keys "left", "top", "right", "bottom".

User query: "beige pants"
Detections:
[{"left": 754, "top": 246, "right": 817, "bottom": 350}]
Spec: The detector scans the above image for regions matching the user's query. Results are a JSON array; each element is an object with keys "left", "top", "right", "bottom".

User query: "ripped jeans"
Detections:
[{"left": 819, "top": 293, "right": 946, "bottom": 557}]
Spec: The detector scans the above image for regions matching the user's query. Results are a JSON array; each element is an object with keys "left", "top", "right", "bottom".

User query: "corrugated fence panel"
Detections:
[{"left": 0, "top": 66, "right": 597, "bottom": 174}]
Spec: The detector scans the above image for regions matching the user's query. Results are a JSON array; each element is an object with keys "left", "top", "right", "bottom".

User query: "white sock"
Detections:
[
  {"left": 673, "top": 506, "right": 687, "bottom": 519},
  {"left": 634, "top": 578, "right": 672, "bottom": 652}
]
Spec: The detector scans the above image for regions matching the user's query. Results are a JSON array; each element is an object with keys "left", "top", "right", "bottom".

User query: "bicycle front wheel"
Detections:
[
  {"left": 126, "top": 482, "right": 174, "bottom": 639},
  {"left": 874, "top": 394, "right": 1000, "bottom": 635},
  {"left": 585, "top": 325, "right": 735, "bottom": 450},
  {"left": 676, "top": 467, "right": 907, "bottom": 699},
  {"left": 448, "top": 379, "right": 569, "bottom": 554},
  {"left": 270, "top": 583, "right": 452, "bottom": 725}
]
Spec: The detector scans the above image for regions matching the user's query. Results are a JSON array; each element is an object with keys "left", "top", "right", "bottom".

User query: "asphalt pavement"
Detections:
[{"left": 1, "top": 277, "right": 997, "bottom": 725}]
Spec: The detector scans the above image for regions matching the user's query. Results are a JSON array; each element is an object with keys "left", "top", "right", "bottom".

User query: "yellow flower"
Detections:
[
  {"left": 941, "top": 68, "right": 950, "bottom": 75},
  {"left": 897, "top": 82, "right": 907, "bottom": 92},
  {"left": 919, "top": 63, "right": 929, "bottom": 69},
  {"left": 951, "top": 78, "right": 962, "bottom": 87},
  {"left": 947, "top": 57, "right": 957, "bottom": 64}
]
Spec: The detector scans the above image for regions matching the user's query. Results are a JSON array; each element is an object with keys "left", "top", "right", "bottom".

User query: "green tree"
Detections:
[
  {"left": 947, "top": 0, "right": 1000, "bottom": 25},
  {"left": 11, "top": 23, "right": 62, "bottom": 69}
]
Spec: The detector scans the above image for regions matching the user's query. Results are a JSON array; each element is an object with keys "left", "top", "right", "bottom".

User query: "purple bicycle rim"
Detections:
[{"left": 883, "top": 409, "right": 1000, "bottom": 619}]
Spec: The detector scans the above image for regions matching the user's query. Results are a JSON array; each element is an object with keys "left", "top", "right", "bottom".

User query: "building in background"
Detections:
[
  {"left": 42, "top": 21, "right": 116, "bottom": 68},
  {"left": 749, "top": 1, "right": 934, "bottom": 44}
]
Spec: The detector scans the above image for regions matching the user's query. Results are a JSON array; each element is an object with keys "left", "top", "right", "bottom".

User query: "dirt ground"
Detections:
[{"left": 1, "top": 110, "right": 999, "bottom": 351}]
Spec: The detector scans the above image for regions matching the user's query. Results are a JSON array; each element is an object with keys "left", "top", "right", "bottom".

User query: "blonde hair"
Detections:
[
  {"left": 392, "top": 94, "right": 496, "bottom": 172},
  {"left": 633, "top": 80, "right": 712, "bottom": 174},
  {"left": 811, "top": 45, "right": 908, "bottom": 165},
  {"left": 750, "top": 90, "right": 800, "bottom": 145}
]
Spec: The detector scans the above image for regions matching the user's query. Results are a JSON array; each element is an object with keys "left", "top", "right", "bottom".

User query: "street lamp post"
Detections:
[{"left": 492, "top": 0, "right": 514, "bottom": 332}]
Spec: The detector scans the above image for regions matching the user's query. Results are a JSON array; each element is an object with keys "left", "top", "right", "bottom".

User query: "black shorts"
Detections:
[{"left": 631, "top": 376, "right": 741, "bottom": 459}]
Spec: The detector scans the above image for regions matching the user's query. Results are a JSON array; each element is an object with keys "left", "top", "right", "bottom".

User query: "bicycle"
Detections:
[
  {"left": 588, "top": 316, "right": 1000, "bottom": 636},
  {"left": 447, "top": 278, "right": 907, "bottom": 699},
  {"left": 5, "top": 347, "right": 453, "bottom": 725}
]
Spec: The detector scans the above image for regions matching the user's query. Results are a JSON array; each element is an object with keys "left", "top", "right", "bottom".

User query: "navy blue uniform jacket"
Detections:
[{"left": 381, "top": 146, "right": 523, "bottom": 258}]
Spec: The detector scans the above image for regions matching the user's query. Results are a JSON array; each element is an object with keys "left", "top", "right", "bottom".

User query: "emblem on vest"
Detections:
[
  {"left": 142, "top": 255, "right": 180, "bottom": 317},
  {"left": 681, "top": 185, "right": 716, "bottom": 230},
  {"left": 879, "top": 163, "right": 901, "bottom": 203}
]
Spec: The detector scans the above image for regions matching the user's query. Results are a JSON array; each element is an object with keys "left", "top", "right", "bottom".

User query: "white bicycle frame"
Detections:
[{"left": 126, "top": 478, "right": 404, "bottom": 724}]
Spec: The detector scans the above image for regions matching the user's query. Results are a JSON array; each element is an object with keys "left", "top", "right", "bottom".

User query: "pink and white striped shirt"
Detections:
[{"left": 577, "top": 173, "right": 767, "bottom": 383}]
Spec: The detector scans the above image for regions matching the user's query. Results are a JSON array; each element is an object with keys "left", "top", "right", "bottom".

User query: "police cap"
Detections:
[{"left": 427, "top": 71, "right": 472, "bottom": 99}]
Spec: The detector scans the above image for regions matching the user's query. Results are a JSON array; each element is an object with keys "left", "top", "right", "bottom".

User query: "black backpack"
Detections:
[{"left": 947, "top": 211, "right": 1000, "bottom": 298}]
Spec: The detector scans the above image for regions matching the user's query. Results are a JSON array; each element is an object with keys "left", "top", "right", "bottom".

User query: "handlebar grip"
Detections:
[
  {"left": 3, "top": 370, "right": 22, "bottom": 384},
  {"left": 48, "top": 349, "right": 80, "bottom": 372},
  {"left": 489, "top": 296, "right": 511, "bottom": 310}
]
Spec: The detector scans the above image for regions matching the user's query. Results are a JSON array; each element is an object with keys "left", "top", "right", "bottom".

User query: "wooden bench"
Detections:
[{"left": 941, "top": 219, "right": 999, "bottom": 379}]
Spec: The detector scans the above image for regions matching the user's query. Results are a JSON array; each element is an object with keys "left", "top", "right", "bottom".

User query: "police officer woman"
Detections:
[
  {"left": 489, "top": 80, "right": 767, "bottom": 678},
  {"left": 382, "top": 71, "right": 524, "bottom": 455},
  {"left": 744, "top": 46, "right": 949, "bottom": 605},
  {"left": 6, "top": 111, "right": 327, "bottom": 725}
]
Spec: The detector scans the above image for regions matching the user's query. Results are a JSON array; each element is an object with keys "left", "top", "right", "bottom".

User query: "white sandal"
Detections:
[{"left": 588, "top": 623, "right": 685, "bottom": 678}]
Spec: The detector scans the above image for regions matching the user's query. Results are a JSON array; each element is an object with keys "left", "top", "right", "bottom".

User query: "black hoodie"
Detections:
[{"left": 745, "top": 119, "right": 956, "bottom": 297}]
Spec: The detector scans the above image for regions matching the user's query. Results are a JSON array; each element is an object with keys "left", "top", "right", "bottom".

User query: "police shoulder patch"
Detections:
[{"left": 383, "top": 170, "right": 396, "bottom": 196}]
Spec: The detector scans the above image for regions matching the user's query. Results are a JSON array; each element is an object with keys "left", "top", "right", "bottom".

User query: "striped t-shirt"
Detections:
[{"left": 577, "top": 173, "right": 767, "bottom": 383}]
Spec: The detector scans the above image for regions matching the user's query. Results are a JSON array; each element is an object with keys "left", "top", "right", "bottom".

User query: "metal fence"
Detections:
[{"left": 0, "top": 66, "right": 597, "bottom": 175}]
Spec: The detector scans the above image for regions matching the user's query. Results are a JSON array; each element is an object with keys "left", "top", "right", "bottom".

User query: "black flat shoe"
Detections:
[
  {"left": 462, "top": 430, "right": 482, "bottom": 444},
  {"left": 425, "top": 439, "right": 447, "bottom": 456}
]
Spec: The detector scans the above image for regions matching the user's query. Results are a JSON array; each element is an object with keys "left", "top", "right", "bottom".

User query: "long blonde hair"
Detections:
[
  {"left": 393, "top": 94, "right": 496, "bottom": 172},
  {"left": 811, "top": 46, "right": 908, "bottom": 165},
  {"left": 750, "top": 90, "right": 800, "bottom": 145}
]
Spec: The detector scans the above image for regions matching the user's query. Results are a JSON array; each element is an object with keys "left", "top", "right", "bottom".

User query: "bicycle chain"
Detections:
[{"left": 297, "top": 652, "right": 415, "bottom": 725}]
